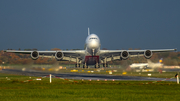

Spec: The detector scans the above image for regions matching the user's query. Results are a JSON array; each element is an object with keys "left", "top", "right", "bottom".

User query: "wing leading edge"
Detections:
[
  {"left": 100, "top": 49, "right": 176, "bottom": 62},
  {"left": 4, "top": 50, "right": 85, "bottom": 63},
  {"left": 4, "top": 48, "right": 176, "bottom": 64}
]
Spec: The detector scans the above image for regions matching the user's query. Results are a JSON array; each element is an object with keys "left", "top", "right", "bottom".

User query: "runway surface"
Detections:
[{"left": 0, "top": 69, "right": 177, "bottom": 81}]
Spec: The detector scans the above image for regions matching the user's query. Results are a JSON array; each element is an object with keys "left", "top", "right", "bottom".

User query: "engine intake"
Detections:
[
  {"left": 55, "top": 51, "right": 64, "bottom": 60},
  {"left": 121, "top": 51, "right": 129, "bottom": 60},
  {"left": 31, "top": 51, "right": 39, "bottom": 60},
  {"left": 144, "top": 50, "right": 153, "bottom": 59}
]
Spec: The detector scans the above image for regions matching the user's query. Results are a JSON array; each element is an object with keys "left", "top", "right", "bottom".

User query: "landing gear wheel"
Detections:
[
  {"left": 83, "top": 64, "right": 88, "bottom": 68},
  {"left": 75, "top": 64, "right": 80, "bottom": 68},
  {"left": 95, "top": 63, "right": 99, "bottom": 68},
  {"left": 103, "top": 63, "right": 108, "bottom": 67}
]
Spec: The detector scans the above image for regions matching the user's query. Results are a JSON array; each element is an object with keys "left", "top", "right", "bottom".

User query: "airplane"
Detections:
[
  {"left": 129, "top": 58, "right": 164, "bottom": 69},
  {"left": 4, "top": 28, "right": 177, "bottom": 68}
]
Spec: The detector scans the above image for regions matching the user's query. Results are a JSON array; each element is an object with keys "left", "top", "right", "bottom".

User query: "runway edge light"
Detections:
[
  {"left": 50, "top": 74, "right": 52, "bottom": 83},
  {"left": 175, "top": 73, "right": 179, "bottom": 84}
]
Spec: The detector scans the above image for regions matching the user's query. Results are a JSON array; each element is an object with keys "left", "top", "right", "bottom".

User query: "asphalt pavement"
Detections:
[{"left": 0, "top": 69, "right": 177, "bottom": 81}]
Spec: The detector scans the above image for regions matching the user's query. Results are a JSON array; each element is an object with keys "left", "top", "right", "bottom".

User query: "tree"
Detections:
[{"left": 51, "top": 48, "right": 61, "bottom": 51}]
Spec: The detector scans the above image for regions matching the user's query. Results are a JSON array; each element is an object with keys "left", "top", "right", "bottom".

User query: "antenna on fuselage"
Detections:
[{"left": 88, "top": 27, "right": 90, "bottom": 35}]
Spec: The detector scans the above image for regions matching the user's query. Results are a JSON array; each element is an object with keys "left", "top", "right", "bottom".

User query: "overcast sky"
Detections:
[{"left": 0, "top": 0, "right": 179, "bottom": 50}]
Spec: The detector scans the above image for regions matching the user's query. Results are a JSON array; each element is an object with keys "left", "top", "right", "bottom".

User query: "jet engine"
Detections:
[
  {"left": 31, "top": 51, "right": 39, "bottom": 60},
  {"left": 144, "top": 50, "right": 153, "bottom": 59},
  {"left": 55, "top": 51, "right": 64, "bottom": 61},
  {"left": 121, "top": 51, "right": 129, "bottom": 60}
]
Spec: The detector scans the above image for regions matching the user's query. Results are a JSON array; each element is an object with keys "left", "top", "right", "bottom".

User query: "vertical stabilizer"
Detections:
[
  {"left": 159, "top": 58, "right": 163, "bottom": 63},
  {"left": 88, "top": 27, "right": 90, "bottom": 35}
]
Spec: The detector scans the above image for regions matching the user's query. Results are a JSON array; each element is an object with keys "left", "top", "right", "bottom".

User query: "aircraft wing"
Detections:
[
  {"left": 4, "top": 50, "right": 85, "bottom": 63},
  {"left": 100, "top": 49, "right": 176, "bottom": 62}
]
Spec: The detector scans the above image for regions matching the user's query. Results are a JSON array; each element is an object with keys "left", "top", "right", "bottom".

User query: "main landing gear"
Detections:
[
  {"left": 103, "top": 63, "right": 108, "bottom": 67},
  {"left": 75, "top": 64, "right": 80, "bottom": 68},
  {"left": 75, "top": 57, "right": 80, "bottom": 68}
]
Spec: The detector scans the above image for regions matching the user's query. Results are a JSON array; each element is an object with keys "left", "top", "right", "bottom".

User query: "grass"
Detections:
[{"left": 0, "top": 73, "right": 180, "bottom": 101}]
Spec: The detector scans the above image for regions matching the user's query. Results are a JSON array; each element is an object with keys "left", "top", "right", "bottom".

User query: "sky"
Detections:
[{"left": 0, "top": 0, "right": 180, "bottom": 51}]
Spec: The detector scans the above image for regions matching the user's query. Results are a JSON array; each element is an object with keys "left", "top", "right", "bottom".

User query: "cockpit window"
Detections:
[{"left": 89, "top": 38, "right": 97, "bottom": 40}]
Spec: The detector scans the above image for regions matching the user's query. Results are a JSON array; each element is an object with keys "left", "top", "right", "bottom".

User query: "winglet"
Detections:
[{"left": 88, "top": 27, "right": 90, "bottom": 36}]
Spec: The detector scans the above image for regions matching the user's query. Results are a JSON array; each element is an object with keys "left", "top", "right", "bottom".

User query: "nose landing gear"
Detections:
[
  {"left": 95, "top": 63, "right": 100, "bottom": 68},
  {"left": 83, "top": 63, "right": 88, "bottom": 68}
]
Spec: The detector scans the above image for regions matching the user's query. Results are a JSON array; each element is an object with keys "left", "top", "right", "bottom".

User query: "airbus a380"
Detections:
[{"left": 5, "top": 28, "right": 176, "bottom": 68}]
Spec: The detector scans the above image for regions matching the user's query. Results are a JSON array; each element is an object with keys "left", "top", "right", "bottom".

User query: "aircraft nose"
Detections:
[{"left": 88, "top": 40, "right": 99, "bottom": 49}]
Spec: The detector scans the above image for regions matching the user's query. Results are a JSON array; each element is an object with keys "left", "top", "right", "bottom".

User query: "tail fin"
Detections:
[
  {"left": 159, "top": 58, "right": 163, "bottom": 63},
  {"left": 88, "top": 27, "right": 90, "bottom": 35}
]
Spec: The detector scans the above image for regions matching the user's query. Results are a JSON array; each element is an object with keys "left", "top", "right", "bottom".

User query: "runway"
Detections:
[{"left": 0, "top": 69, "right": 177, "bottom": 81}]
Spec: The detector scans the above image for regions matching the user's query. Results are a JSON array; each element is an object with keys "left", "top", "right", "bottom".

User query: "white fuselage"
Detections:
[
  {"left": 84, "top": 34, "right": 101, "bottom": 65},
  {"left": 130, "top": 63, "right": 148, "bottom": 69},
  {"left": 130, "top": 62, "right": 163, "bottom": 69},
  {"left": 85, "top": 34, "right": 101, "bottom": 55}
]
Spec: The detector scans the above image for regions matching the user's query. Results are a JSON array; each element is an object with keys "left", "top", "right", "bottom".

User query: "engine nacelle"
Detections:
[
  {"left": 55, "top": 51, "right": 64, "bottom": 61},
  {"left": 144, "top": 50, "right": 153, "bottom": 59},
  {"left": 121, "top": 51, "right": 129, "bottom": 60},
  {"left": 31, "top": 51, "right": 39, "bottom": 60}
]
